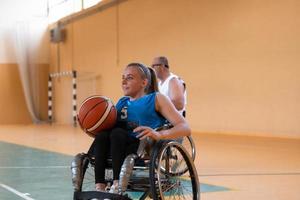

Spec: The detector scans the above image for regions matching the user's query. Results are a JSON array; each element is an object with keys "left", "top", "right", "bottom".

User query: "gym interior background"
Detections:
[{"left": 0, "top": 0, "right": 299, "bottom": 200}]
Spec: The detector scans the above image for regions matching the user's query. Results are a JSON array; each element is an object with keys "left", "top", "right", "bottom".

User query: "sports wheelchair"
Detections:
[{"left": 71, "top": 125, "right": 199, "bottom": 200}]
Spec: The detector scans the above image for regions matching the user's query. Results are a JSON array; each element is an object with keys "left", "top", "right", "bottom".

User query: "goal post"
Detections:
[{"left": 48, "top": 70, "right": 77, "bottom": 126}]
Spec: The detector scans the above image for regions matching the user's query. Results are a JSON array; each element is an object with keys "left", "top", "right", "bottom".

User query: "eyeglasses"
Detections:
[{"left": 151, "top": 64, "right": 163, "bottom": 68}]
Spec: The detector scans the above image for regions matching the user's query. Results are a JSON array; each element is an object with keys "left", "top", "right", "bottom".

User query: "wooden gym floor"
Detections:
[{"left": 0, "top": 124, "right": 299, "bottom": 200}]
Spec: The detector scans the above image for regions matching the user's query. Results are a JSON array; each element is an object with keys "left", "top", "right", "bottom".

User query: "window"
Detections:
[
  {"left": 48, "top": 0, "right": 102, "bottom": 23},
  {"left": 83, "top": 0, "right": 102, "bottom": 9}
]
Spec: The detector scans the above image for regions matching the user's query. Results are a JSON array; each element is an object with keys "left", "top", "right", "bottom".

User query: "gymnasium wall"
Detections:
[
  {"left": 0, "top": 63, "right": 49, "bottom": 124},
  {"left": 49, "top": 0, "right": 300, "bottom": 137},
  {"left": 0, "top": 64, "right": 31, "bottom": 124},
  {"left": 0, "top": 0, "right": 49, "bottom": 124}
]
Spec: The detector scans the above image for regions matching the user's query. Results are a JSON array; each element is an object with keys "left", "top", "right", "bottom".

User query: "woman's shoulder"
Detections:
[
  {"left": 154, "top": 92, "right": 166, "bottom": 99},
  {"left": 146, "top": 92, "right": 167, "bottom": 102},
  {"left": 147, "top": 92, "right": 157, "bottom": 97},
  {"left": 116, "top": 96, "right": 130, "bottom": 107},
  {"left": 119, "top": 96, "right": 130, "bottom": 101},
  {"left": 155, "top": 92, "right": 171, "bottom": 105},
  {"left": 144, "top": 92, "right": 161, "bottom": 101},
  {"left": 147, "top": 92, "right": 164, "bottom": 97}
]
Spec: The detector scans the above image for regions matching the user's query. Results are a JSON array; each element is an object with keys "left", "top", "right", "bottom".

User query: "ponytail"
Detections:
[{"left": 147, "top": 67, "right": 158, "bottom": 94}]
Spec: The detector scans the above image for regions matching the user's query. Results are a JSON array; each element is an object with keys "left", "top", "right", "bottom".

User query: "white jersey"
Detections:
[{"left": 158, "top": 73, "right": 187, "bottom": 115}]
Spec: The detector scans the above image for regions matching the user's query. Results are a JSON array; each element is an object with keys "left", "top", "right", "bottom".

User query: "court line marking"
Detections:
[
  {"left": 199, "top": 172, "right": 300, "bottom": 176},
  {"left": 0, "top": 183, "right": 35, "bottom": 200},
  {"left": 0, "top": 166, "right": 69, "bottom": 169}
]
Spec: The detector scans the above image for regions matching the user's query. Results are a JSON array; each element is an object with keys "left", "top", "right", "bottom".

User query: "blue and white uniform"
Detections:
[{"left": 116, "top": 92, "right": 166, "bottom": 138}]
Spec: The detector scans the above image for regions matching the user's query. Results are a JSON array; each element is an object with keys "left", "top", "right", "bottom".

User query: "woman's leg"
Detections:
[
  {"left": 94, "top": 130, "right": 110, "bottom": 186},
  {"left": 110, "top": 128, "right": 140, "bottom": 180},
  {"left": 109, "top": 128, "right": 139, "bottom": 193},
  {"left": 110, "top": 128, "right": 128, "bottom": 181},
  {"left": 126, "top": 136, "right": 140, "bottom": 155}
]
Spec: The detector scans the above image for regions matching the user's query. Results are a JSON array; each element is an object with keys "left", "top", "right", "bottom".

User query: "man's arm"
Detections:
[{"left": 168, "top": 77, "right": 185, "bottom": 111}]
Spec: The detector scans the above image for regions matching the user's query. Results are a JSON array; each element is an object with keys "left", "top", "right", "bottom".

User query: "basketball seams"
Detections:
[
  {"left": 86, "top": 100, "right": 112, "bottom": 132},
  {"left": 83, "top": 100, "right": 109, "bottom": 132},
  {"left": 80, "top": 95, "right": 108, "bottom": 107},
  {"left": 87, "top": 100, "right": 114, "bottom": 132},
  {"left": 78, "top": 96, "right": 106, "bottom": 125},
  {"left": 78, "top": 95, "right": 116, "bottom": 136},
  {"left": 97, "top": 106, "right": 116, "bottom": 131},
  {"left": 80, "top": 101, "right": 106, "bottom": 127}
]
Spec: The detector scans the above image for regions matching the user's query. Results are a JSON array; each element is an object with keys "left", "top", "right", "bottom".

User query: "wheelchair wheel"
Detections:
[
  {"left": 149, "top": 141, "right": 200, "bottom": 200},
  {"left": 156, "top": 125, "right": 196, "bottom": 161},
  {"left": 182, "top": 136, "right": 196, "bottom": 161},
  {"left": 72, "top": 154, "right": 131, "bottom": 200},
  {"left": 81, "top": 157, "right": 96, "bottom": 192},
  {"left": 73, "top": 154, "right": 114, "bottom": 192},
  {"left": 73, "top": 154, "right": 96, "bottom": 192},
  {"left": 155, "top": 136, "right": 196, "bottom": 176}
]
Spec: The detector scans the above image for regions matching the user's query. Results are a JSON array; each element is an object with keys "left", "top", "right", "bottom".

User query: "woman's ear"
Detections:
[{"left": 142, "top": 78, "right": 148, "bottom": 88}]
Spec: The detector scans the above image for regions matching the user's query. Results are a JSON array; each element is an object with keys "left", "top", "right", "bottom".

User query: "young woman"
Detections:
[{"left": 93, "top": 63, "right": 191, "bottom": 192}]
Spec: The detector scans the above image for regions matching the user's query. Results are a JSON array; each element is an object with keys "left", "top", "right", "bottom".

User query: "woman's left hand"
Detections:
[{"left": 134, "top": 126, "right": 161, "bottom": 140}]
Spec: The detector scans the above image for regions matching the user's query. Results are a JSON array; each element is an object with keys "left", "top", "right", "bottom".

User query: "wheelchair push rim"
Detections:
[{"left": 150, "top": 141, "right": 200, "bottom": 200}]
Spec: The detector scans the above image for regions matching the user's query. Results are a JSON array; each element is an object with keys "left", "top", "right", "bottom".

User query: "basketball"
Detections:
[{"left": 77, "top": 95, "right": 117, "bottom": 137}]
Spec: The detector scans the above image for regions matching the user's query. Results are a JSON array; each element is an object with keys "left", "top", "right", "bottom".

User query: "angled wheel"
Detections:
[
  {"left": 182, "top": 136, "right": 196, "bottom": 161},
  {"left": 149, "top": 141, "right": 200, "bottom": 200},
  {"left": 156, "top": 125, "right": 196, "bottom": 161},
  {"left": 155, "top": 136, "right": 196, "bottom": 176},
  {"left": 72, "top": 154, "right": 131, "bottom": 200},
  {"left": 170, "top": 136, "right": 196, "bottom": 175},
  {"left": 71, "top": 153, "right": 95, "bottom": 192},
  {"left": 80, "top": 156, "right": 96, "bottom": 192}
]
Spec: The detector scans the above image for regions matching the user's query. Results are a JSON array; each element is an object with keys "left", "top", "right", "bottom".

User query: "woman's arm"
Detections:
[
  {"left": 155, "top": 93, "right": 191, "bottom": 139},
  {"left": 135, "top": 93, "right": 191, "bottom": 140}
]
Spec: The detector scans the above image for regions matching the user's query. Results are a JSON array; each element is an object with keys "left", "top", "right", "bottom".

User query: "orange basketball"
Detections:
[{"left": 77, "top": 96, "right": 117, "bottom": 137}]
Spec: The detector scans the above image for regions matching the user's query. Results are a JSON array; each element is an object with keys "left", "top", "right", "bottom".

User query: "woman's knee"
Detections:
[
  {"left": 94, "top": 131, "right": 110, "bottom": 145},
  {"left": 110, "top": 127, "right": 127, "bottom": 140}
]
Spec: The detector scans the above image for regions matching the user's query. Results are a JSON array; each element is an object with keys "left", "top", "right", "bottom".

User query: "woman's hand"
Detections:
[{"left": 134, "top": 126, "right": 161, "bottom": 140}]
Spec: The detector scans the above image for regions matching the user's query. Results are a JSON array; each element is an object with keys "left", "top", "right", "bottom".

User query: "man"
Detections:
[{"left": 151, "top": 56, "right": 187, "bottom": 116}]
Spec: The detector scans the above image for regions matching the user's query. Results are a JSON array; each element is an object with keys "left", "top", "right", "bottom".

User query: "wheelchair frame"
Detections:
[{"left": 71, "top": 136, "right": 199, "bottom": 200}]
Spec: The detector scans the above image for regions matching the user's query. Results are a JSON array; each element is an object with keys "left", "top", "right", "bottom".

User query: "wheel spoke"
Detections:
[{"left": 152, "top": 142, "right": 199, "bottom": 200}]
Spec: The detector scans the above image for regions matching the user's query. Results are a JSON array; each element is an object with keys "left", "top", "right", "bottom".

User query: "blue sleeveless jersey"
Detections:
[{"left": 116, "top": 92, "right": 166, "bottom": 137}]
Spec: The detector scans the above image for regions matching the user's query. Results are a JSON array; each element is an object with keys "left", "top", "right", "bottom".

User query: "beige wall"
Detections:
[
  {"left": 0, "top": 0, "right": 49, "bottom": 124},
  {"left": 50, "top": 0, "right": 300, "bottom": 137},
  {"left": 35, "top": 63, "right": 50, "bottom": 121},
  {"left": 0, "top": 64, "right": 31, "bottom": 123},
  {"left": 0, "top": 63, "right": 49, "bottom": 124}
]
